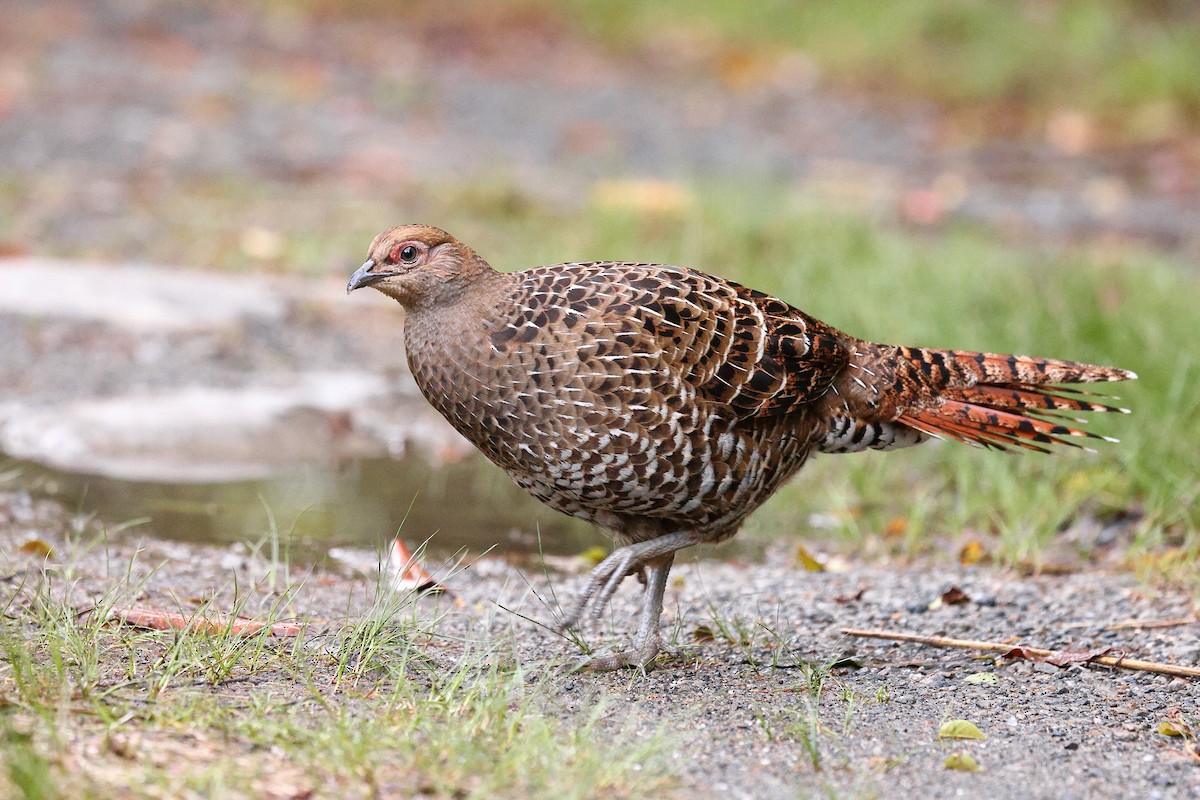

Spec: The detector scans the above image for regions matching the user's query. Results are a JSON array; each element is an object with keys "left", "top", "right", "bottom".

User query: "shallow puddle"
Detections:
[
  {"left": 7, "top": 451, "right": 610, "bottom": 561},
  {"left": 6, "top": 448, "right": 767, "bottom": 564}
]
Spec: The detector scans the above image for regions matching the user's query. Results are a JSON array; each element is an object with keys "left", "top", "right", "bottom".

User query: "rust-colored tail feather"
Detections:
[{"left": 894, "top": 349, "right": 1136, "bottom": 453}]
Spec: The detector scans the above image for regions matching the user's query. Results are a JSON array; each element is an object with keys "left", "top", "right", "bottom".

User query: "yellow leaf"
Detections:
[
  {"left": 795, "top": 543, "right": 826, "bottom": 572},
  {"left": 1159, "top": 721, "right": 1187, "bottom": 737},
  {"left": 944, "top": 752, "right": 981, "bottom": 771},
  {"left": 963, "top": 673, "right": 998, "bottom": 686},
  {"left": 958, "top": 539, "right": 986, "bottom": 566},
  {"left": 579, "top": 546, "right": 609, "bottom": 567},
  {"left": 938, "top": 720, "right": 987, "bottom": 740}
]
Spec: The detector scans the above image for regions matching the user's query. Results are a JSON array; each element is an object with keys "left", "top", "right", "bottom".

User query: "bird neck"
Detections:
[{"left": 402, "top": 268, "right": 516, "bottom": 341}]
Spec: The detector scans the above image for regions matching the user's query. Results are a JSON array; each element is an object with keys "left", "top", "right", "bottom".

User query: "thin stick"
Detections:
[
  {"left": 1061, "top": 616, "right": 1199, "bottom": 632},
  {"left": 1106, "top": 616, "right": 1198, "bottom": 632},
  {"left": 840, "top": 627, "right": 1200, "bottom": 680}
]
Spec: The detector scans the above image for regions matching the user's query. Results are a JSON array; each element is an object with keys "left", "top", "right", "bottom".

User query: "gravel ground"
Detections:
[{"left": 4, "top": 498, "right": 1198, "bottom": 799}]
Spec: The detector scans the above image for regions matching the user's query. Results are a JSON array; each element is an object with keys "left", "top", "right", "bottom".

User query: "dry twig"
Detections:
[
  {"left": 841, "top": 627, "right": 1200, "bottom": 679},
  {"left": 1060, "top": 616, "right": 1199, "bottom": 632}
]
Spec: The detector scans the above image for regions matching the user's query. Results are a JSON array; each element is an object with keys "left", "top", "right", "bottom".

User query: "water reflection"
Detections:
[
  {"left": 9, "top": 448, "right": 767, "bottom": 563},
  {"left": 11, "top": 452, "right": 606, "bottom": 559}
]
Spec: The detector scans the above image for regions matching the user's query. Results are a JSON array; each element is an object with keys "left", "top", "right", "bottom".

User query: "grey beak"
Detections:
[{"left": 346, "top": 259, "right": 380, "bottom": 294}]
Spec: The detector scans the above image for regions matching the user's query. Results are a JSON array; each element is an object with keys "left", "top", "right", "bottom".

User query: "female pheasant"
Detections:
[{"left": 347, "top": 224, "right": 1135, "bottom": 670}]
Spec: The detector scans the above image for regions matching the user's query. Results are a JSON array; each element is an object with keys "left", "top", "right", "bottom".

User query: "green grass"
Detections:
[{"left": 0, "top": 549, "right": 676, "bottom": 799}]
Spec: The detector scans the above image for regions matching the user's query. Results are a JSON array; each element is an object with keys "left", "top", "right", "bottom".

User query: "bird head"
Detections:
[{"left": 347, "top": 224, "right": 488, "bottom": 308}]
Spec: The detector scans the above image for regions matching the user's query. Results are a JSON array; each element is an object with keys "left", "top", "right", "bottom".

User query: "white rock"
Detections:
[
  {"left": 0, "top": 259, "right": 286, "bottom": 333},
  {"left": 0, "top": 372, "right": 388, "bottom": 482}
]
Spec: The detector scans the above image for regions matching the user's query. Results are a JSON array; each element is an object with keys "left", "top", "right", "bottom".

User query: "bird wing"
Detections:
[
  {"left": 496, "top": 263, "right": 850, "bottom": 422},
  {"left": 555, "top": 264, "right": 849, "bottom": 420},
  {"left": 694, "top": 283, "right": 850, "bottom": 419}
]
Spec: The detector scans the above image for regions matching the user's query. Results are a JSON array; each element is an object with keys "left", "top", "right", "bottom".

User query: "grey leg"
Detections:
[
  {"left": 560, "top": 530, "right": 699, "bottom": 630},
  {"left": 580, "top": 554, "right": 675, "bottom": 671},
  {"left": 560, "top": 530, "right": 698, "bottom": 671}
]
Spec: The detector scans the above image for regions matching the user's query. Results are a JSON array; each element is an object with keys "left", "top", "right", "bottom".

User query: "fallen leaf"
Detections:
[
  {"left": 108, "top": 607, "right": 303, "bottom": 637},
  {"left": 941, "top": 586, "right": 971, "bottom": 605},
  {"left": 795, "top": 543, "right": 826, "bottom": 572},
  {"left": 944, "top": 752, "right": 981, "bottom": 771},
  {"left": 579, "top": 546, "right": 609, "bottom": 567},
  {"left": 963, "top": 673, "right": 998, "bottom": 686},
  {"left": 692, "top": 625, "right": 716, "bottom": 643},
  {"left": 938, "top": 720, "right": 987, "bottom": 740},
  {"left": 18, "top": 539, "right": 53, "bottom": 558},
  {"left": 1160, "top": 708, "right": 1194, "bottom": 739},
  {"left": 387, "top": 538, "right": 446, "bottom": 595},
  {"left": 1002, "top": 646, "right": 1115, "bottom": 667},
  {"left": 1045, "top": 647, "right": 1116, "bottom": 667},
  {"left": 834, "top": 589, "right": 866, "bottom": 604},
  {"left": 1159, "top": 721, "right": 1187, "bottom": 737},
  {"left": 958, "top": 539, "right": 986, "bottom": 566}
]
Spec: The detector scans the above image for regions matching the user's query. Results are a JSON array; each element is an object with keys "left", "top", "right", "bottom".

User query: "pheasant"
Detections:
[{"left": 347, "top": 224, "right": 1135, "bottom": 670}]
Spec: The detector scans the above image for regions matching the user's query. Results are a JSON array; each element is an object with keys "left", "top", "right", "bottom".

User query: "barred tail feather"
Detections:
[
  {"left": 954, "top": 351, "right": 1136, "bottom": 386},
  {"left": 895, "top": 349, "right": 1136, "bottom": 453}
]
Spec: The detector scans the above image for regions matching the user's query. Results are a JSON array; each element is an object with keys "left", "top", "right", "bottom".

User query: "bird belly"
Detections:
[{"left": 417, "top": 364, "right": 814, "bottom": 535}]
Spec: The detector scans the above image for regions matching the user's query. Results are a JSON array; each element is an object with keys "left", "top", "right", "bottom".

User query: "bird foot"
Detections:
[
  {"left": 567, "top": 639, "right": 663, "bottom": 673},
  {"left": 555, "top": 531, "right": 699, "bottom": 671}
]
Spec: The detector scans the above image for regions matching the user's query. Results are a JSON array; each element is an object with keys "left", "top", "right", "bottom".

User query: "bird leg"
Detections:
[
  {"left": 560, "top": 530, "right": 700, "bottom": 670},
  {"left": 578, "top": 555, "right": 675, "bottom": 671}
]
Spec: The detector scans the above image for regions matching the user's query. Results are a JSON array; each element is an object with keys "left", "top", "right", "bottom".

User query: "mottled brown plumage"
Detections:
[{"left": 348, "top": 224, "right": 1136, "bottom": 670}]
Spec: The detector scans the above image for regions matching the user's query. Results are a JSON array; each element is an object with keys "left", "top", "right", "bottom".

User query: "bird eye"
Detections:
[{"left": 399, "top": 245, "right": 419, "bottom": 262}]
